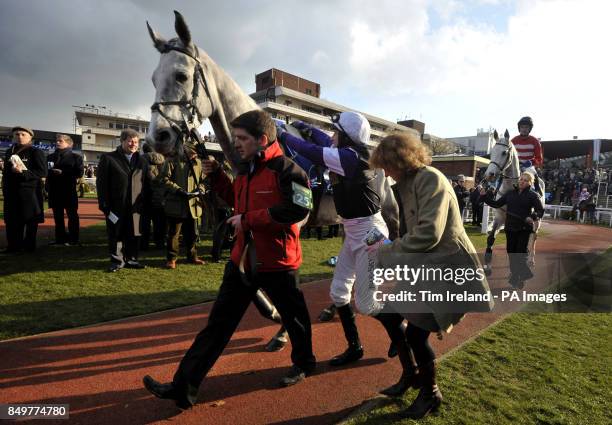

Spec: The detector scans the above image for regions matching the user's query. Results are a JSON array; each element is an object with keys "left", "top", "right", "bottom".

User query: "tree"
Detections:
[{"left": 423, "top": 135, "right": 457, "bottom": 155}]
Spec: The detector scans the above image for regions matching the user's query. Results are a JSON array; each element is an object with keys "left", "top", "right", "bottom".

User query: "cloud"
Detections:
[{"left": 0, "top": 0, "right": 609, "bottom": 140}]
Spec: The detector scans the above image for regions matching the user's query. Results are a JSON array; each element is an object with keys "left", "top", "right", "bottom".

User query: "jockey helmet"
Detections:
[
  {"left": 517, "top": 116, "right": 533, "bottom": 130},
  {"left": 331, "top": 111, "right": 370, "bottom": 146}
]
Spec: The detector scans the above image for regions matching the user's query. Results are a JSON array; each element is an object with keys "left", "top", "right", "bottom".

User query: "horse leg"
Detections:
[
  {"left": 484, "top": 220, "right": 501, "bottom": 276},
  {"left": 527, "top": 230, "right": 538, "bottom": 267}
]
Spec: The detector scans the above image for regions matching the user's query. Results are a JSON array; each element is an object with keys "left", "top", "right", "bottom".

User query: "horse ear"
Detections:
[
  {"left": 493, "top": 129, "right": 499, "bottom": 141},
  {"left": 147, "top": 21, "right": 167, "bottom": 52},
  {"left": 504, "top": 129, "right": 510, "bottom": 140},
  {"left": 174, "top": 10, "right": 192, "bottom": 46}
]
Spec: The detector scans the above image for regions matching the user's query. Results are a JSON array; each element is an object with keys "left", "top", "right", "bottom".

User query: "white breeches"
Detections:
[{"left": 330, "top": 212, "right": 388, "bottom": 316}]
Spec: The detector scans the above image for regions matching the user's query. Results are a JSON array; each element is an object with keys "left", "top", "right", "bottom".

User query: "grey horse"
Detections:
[{"left": 146, "top": 10, "right": 399, "bottom": 349}]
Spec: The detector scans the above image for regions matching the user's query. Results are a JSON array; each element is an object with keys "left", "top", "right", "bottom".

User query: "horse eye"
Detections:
[
  {"left": 501, "top": 152, "right": 507, "bottom": 156},
  {"left": 175, "top": 72, "right": 188, "bottom": 83}
]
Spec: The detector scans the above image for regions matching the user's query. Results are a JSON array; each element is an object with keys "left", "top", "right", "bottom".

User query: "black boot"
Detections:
[
  {"left": 387, "top": 320, "right": 407, "bottom": 358},
  {"left": 329, "top": 304, "right": 363, "bottom": 366},
  {"left": 403, "top": 361, "right": 443, "bottom": 419},
  {"left": 318, "top": 304, "right": 336, "bottom": 322},
  {"left": 376, "top": 313, "right": 420, "bottom": 397}
]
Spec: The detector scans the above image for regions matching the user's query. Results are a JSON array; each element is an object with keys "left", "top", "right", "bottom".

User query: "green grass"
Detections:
[
  {"left": 0, "top": 222, "right": 539, "bottom": 341},
  {"left": 346, "top": 313, "right": 612, "bottom": 425},
  {"left": 0, "top": 224, "right": 341, "bottom": 340}
]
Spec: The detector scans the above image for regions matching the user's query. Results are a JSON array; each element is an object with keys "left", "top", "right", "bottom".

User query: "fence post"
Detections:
[{"left": 481, "top": 205, "right": 490, "bottom": 234}]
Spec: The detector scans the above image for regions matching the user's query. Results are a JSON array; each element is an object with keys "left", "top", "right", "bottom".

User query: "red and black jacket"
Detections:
[{"left": 210, "top": 141, "right": 310, "bottom": 272}]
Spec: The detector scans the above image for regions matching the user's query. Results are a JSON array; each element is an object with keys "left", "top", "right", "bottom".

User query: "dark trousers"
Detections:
[
  {"left": 106, "top": 216, "right": 139, "bottom": 266},
  {"left": 52, "top": 201, "right": 80, "bottom": 244},
  {"left": 506, "top": 229, "right": 531, "bottom": 279},
  {"left": 172, "top": 261, "right": 316, "bottom": 397},
  {"left": 5, "top": 218, "right": 38, "bottom": 252},
  {"left": 141, "top": 207, "right": 166, "bottom": 249},
  {"left": 167, "top": 216, "right": 197, "bottom": 260},
  {"left": 472, "top": 204, "right": 483, "bottom": 224}
]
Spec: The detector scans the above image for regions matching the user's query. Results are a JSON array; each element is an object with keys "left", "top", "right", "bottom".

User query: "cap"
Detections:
[
  {"left": 331, "top": 111, "right": 370, "bottom": 145},
  {"left": 11, "top": 126, "right": 34, "bottom": 137}
]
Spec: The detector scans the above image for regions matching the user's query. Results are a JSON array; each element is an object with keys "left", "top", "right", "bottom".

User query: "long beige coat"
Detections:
[
  {"left": 377, "top": 166, "right": 493, "bottom": 332},
  {"left": 158, "top": 157, "right": 206, "bottom": 219}
]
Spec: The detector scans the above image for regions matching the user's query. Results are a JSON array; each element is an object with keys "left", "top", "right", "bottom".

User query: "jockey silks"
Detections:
[{"left": 511, "top": 134, "right": 543, "bottom": 167}]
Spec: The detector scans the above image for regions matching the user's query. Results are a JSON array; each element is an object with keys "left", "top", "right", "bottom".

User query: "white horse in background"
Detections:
[{"left": 483, "top": 130, "right": 545, "bottom": 271}]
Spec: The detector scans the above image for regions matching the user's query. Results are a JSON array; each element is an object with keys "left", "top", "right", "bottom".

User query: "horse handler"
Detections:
[
  {"left": 481, "top": 172, "right": 544, "bottom": 288},
  {"left": 143, "top": 110, "right": 316, "bottom": 409}
]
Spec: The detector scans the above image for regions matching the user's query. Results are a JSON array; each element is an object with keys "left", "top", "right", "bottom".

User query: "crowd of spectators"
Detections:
[{"left": 541, "top": 162, "right": 611, "bottom": 206}]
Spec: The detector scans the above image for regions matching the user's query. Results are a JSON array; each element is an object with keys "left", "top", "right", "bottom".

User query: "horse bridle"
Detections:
[
  {"left": 480, "top": 140, "right": 517, "bottom": 194},
  {"left": 150, "top": 43, "right": 213, "bottom": 142}
]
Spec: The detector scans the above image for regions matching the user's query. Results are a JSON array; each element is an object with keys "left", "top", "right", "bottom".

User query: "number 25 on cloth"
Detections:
[{"left": 292, "top": 182, "right": 313, "bottom": 210}]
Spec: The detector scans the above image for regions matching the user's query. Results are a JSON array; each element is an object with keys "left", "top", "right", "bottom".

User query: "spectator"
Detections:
[
  {"left": 157, "top": 141, "right": 207, "bottom": 269},
  {"left": 96, "top": 129, "right": 147, "bottom": 272},
  {"left": 140, "top": 142, "right": 167, "bottom": 250},
  {"left": 453, "top": 175, "right": 469, "bottom": 219},
  {"left": 1, "top": 126, "right": 47, "bottom": 253},
  {"left": 46, "top": 134, "right": 84, "bottom": 246}
]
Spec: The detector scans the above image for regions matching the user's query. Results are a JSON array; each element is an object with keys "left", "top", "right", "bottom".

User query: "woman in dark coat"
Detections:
[{"left": 481, "top": 172, "right": 544, "bottom": 288}]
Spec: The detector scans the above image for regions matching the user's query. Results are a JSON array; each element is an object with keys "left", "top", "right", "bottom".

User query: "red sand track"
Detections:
[{"left": 0, "top": 221, "right": 610, "bottom": 425}]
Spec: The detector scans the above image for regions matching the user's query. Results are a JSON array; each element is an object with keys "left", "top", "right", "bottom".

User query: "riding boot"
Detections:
[
  {"left": 375, "top": 313, "right": 420, "bottom": 396},
  {"left": 403, "top": 361, "right": 443, "bottom": 419},
  {"left": 329, "top": 304, "right": 363, "bottom": 366},
  {"left": 318, "top": 303, "right": 337, "bottom": 322}
]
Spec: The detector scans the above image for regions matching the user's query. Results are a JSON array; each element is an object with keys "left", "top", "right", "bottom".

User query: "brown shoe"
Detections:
[
  {"left": 165, "top": 259, "right": 177, "bottom": 269},
  {"left": 188, "top": 257, "right": 205, "bottom": 265}
]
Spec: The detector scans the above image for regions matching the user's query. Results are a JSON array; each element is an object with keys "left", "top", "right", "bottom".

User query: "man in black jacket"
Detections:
[
  {"left": 1, "top": 126, "right": 47, "bottom": 253},
  {"left": 453, "top": 175, "right": 469, "bottom": 220},
  {"left": 47, "top": 134, "right": 84, "bottom": 246},
  {"left": 481, "top": 172, "right": 544, "bottom": 287},
  {"left": 96, "top": 129, "right": 147, "bottom": 272}
]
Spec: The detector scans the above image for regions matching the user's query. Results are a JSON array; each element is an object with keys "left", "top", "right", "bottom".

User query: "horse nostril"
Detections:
[{"left": 155, "top": 129, "right": 171, "bottom": 143}]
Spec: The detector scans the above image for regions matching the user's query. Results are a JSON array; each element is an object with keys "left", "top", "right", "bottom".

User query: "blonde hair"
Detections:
[
  {"left": 370, "top": 132, "right": 432, "bottom": 171},
  {"left": 520, "top": 172, "right": 534, "bottom": 185}
]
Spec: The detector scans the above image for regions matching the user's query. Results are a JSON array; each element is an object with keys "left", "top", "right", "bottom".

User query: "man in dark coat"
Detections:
[
  {"left": 46, "top": 134, "right": 84, "bottom": 246},
  {"left": 453, "top": 175, "right": 469, "bottom": 220},
  {"left": 96, "top": 129, "right": 147, "bottom": 272},
  {"left": 1, "top": 126, "right": 47, "bottom": 253}
]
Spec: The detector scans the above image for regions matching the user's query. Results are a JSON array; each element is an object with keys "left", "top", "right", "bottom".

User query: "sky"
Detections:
[{"left": 0, "top": 0, "right": 610, "bottom": 141}]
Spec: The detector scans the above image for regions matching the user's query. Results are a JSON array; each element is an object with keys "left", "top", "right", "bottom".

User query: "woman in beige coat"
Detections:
[{"left": 370, "top": 132, "right": 493, "bottom": 419}]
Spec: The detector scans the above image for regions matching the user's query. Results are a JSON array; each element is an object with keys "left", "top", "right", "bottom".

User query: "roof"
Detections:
[{"left": 541, "top": 139, "right": 612, "bottom": 160}]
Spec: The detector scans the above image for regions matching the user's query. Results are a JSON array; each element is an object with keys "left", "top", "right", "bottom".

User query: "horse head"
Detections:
[
  {"left": 485, "top": 128, "right": 516, "bottom": 183},
  {"left": 146, "top": 11, "right": 216, "bottom": 159}
]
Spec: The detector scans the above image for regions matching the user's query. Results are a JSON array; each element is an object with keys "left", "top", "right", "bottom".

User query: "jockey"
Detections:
[
  {"left": 278, "top": 112, "right": 408, "bottom": 369},
  {"left": 511, "top": 116, "right": 543, "bottom": 192}
]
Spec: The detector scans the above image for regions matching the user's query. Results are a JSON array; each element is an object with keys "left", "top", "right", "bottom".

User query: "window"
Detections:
[
  {"left": 305, "top": 88, "right": 312, "bottom": 95},
  {"left": 108, "top": 123, "right": 114, "bottom": 129}
]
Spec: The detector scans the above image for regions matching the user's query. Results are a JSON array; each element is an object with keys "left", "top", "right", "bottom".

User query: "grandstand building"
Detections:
[
  {"left": 73, "top": 104, "right": 149, "bottom": 164},
  {"left": 250, "top": 68, "right": 420, "bottom": 147}
]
